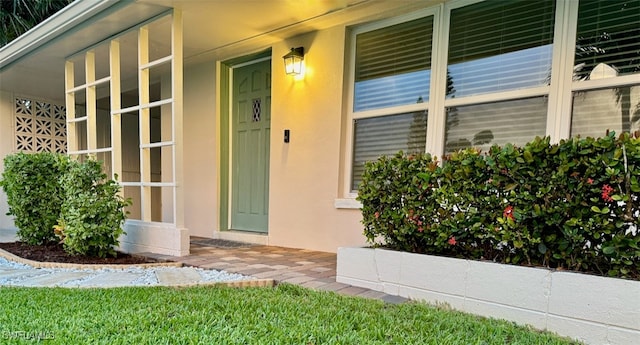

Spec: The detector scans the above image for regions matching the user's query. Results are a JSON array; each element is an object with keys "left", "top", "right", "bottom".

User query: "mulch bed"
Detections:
[{"left": 0, "top": 241, "right": 156, "bottom": 265}]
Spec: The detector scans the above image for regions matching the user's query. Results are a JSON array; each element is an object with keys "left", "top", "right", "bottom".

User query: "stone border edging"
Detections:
[
  {"left": 65, "top": 279, "right": 276, "bottom": 289},
  {"left": 146, "top": 279, "right": 275, "bottom": 289},
  {"left": 0, "top": 248, "right": 183, "bottom": 270}
]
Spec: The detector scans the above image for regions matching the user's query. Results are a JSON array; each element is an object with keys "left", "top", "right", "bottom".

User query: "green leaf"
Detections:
[
  {"left": 602, "top": 246, "right": 616, "bottom": 255},
  {"left": 538, "top": 243, "right": 547, "bottom": 254},
  {"left": 523, "top": 150, "right": 533, "bottom": 163}
]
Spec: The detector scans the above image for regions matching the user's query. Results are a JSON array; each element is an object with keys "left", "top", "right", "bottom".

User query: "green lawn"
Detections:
[{"left": 0, "top": 284, "right": 580, "bottom": 344}]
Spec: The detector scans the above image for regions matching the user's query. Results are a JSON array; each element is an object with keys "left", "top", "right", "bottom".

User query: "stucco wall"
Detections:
[
  {"left": 268, "top": 27, "right": 366, "bottom": 252},
  {"left": 180, "top": 27, "right": 367, "bottom": 252},
  {"left": 183, "top": 61, "right": 218, "bottom": 237},
  {"left": 0, "top": 91, "right": 15, "bottom": 231}
]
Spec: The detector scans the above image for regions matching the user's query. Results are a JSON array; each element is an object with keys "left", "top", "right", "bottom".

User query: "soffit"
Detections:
[
  {"left": 0, "top": 0, "right": 438, "bottom": 102},
  {"left": 0, "top": 1, "right": 170, "bottom": 101}
]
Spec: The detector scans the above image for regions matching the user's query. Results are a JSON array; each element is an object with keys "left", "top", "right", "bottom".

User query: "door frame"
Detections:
[{"left": 218, "top": 49, "right": 272, "bottom": 233}]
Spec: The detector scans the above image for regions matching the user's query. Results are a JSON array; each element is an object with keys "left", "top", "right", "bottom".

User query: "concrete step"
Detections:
[
  {"left": 156, "top": 267, "right": 202, "bottom": 285},
  {"left": 76, "top": 272, "right": 144, "bottom": 287},
  {"left": 20, "top": 272, "right": 93, "bottom": 287}
]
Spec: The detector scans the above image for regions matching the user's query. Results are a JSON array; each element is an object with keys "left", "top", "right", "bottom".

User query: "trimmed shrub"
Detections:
[
  {"left": 359, "top": 152, "right": 440, "bottom": 254},
  {"left": 0, "top": 152, "right": 70, "bottom": 245},
  {"left": 358, "top": 132, "right": 640, "bottom": 279},
  {"left": 56, "top": 158, "right": 129, "bottom": 258}
]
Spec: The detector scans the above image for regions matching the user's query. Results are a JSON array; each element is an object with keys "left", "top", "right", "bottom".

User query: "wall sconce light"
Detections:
[{"left": 283, "top": 47, "right": 304, "bottom": 76}]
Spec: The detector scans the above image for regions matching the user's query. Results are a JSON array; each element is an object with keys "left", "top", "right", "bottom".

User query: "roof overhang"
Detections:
[
  {"left": 0, "top": 0, "right": 171, "bottom": 101},
  {"left": 0, "top": 0, "right": 436, "bottom": 102}
]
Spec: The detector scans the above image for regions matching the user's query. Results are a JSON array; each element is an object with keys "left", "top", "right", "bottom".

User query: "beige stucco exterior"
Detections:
[
  {"left": 267, "top": 29, "right": 366, "bottom": 251},
  {"left": 3, "top": 0, "right": 637, "bottom": 255},
  {"left": 0, "top": 91, "right": 15, "bottom": 232},
  {"left": 0, "top": 0, "right": 393, "bottom": 255},
  {"left": 178, "top": 26, "right": 367, "bottom": 252}
]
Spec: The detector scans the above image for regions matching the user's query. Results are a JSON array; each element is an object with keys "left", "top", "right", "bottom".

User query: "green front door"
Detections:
[{"left": 231, "top": 60, "right": 271, "bottom": 233}]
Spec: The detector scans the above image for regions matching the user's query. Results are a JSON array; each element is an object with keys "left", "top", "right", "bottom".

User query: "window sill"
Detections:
[{"left": 334, "top": 198, "right": 362, "bottom": 209}]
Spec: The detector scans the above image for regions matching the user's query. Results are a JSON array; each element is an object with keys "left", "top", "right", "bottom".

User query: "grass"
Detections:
[{"left": 0, "top": 284, "right": 580, "bottom": 345}]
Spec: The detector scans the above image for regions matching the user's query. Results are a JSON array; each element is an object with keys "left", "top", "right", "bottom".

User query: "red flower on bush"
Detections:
[
  {"left": 503, "top": 205, "right": 514, "bottom": 221},
  {"left": 448, "top": 237, "right": 457, "bottom": 245},
  {"left": 586, "top": 178, "right": 594, "bottom": 185},
  {"left": 601, "top": 184, "right": 614, "bottom": 202},
  {"left": 374, "top": 211, "right": 380, "bottom": 219}
]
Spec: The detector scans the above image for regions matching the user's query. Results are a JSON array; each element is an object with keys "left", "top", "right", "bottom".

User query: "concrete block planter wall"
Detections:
[{"left": 336, "top": 247, "right": 640, "bottom": 345}]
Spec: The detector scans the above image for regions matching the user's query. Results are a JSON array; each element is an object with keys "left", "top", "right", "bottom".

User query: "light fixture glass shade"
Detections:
[{"left": 283, "top": 47, "right": 304, "bottom": 75}]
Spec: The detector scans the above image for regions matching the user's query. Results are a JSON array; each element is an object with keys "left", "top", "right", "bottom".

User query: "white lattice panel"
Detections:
[
  {"left": 14, "top": 97, "right": 66, "bottom": 153},
  {"left": 15, "top": 98, "right": 31, "bottom": 115}
]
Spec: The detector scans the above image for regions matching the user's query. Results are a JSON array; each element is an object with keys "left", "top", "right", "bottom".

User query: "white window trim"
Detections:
[
  {"left": 441, "top": 0, "right": 560, "bottom": 136},
  {"left": 531, "top": 0, "right": 640, "bottom": 141},
  {"left": 341, "top": 7, "right": 440, "bottom": 200},
  {"left": 338, "top": 0, "right": 640, "bottom": 204}
]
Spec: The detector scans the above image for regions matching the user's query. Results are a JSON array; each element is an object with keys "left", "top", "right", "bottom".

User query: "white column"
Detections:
[
  {"left": 85, "top": 50, "right": 97, "bottom": 152},
  {"left": 110, "top": 40, "right": 122, "bottom": 182},
  {"left": 65, "top": 61, "right": 77, "bottom": 153},
  {"left": 139, "top": 25, "right": 152, "bottom": 222},
  {"left": 172, "top": 9, "right": 184, "bottom": 228}
]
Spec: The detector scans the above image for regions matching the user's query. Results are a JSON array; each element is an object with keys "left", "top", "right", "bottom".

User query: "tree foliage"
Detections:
[{"left": 0, "top": 0, "right": 72, "bottom": 46}]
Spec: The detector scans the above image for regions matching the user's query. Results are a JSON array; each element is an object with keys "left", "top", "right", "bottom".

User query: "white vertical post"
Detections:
[
  {"left": 172, "top": 9, "right": 184, "bottom": 228},
  {"left": 86, "top": 50, "right": 97, "bottom": 152},
  {"left": 161, "top": 76, "right": 173, "bottom": 223},
  {"left": 65, "top": 61, "right": 77, "bottom": 154},
  {"left": 139, "top": 25, "right": 152, "bottom": 222},
  {"left": 110, "top": 40, "right": 122, "bottom": 182}
]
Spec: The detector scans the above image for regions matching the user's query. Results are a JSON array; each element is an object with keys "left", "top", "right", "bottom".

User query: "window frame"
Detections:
[
  {"left": 343, "top": 7, "right": 441, "bottom": 198},
  {"left": 440, "top": 0, "right": 560, "bottom": 155},
  {"left": 556, "top": 0, "right": 640, "bottom": 139},
  {"left": 339, "top": 0, "right": 640, "bottom": 202}
]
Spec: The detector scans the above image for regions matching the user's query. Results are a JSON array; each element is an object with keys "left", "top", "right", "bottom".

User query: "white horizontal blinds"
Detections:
[
  {"left": 354, "top": 16, "right": 433, "bottom": 111},
  {"left": 571, "top": 85, "right": 640, "bottom": 138},
  {"left": 571, "top": 0, "right": 640, "bottom": 139},
  {"left": 574, "top": 0, "right": 640, "bottom": 81},
  {"left": 444, "top": 97, "right": 547, "bottom": 154},
  {"left": 447, "top": 0, "right": 555, "bottom": 98},
  {"left": 351, "top": 111, "right": 427, "bottom": 190}
]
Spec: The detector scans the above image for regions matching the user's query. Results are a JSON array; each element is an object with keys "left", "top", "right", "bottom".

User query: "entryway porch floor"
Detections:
[{"left": 140, "top": 236, "right": 407, "bottom": 304}]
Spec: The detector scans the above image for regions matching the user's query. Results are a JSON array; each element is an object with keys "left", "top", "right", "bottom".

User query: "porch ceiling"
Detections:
[{"left": 0, "top": 0, "right": 433, "bottom": 102}]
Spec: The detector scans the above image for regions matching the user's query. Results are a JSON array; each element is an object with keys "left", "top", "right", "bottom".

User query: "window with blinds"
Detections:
[
  {"left": 444, "top": 97, "right": 547, "bottom": 154},
  {"left": 447, "top": 0, "right": 555, "bottom": 98},
  {"left": 354, "top": 16, "right": 433, "bottom": 111},
  {"left": 571, "top": 0, "right": 640, "bottom": 139},
  {"left": 574, "top": 0, "right": 640, "bottom": 81},
  {"left": 571, "top": 86, "right": 640, "bottom": 138},
  {"left": 351, "top": 111, "right": 427, "bottom": 190}
]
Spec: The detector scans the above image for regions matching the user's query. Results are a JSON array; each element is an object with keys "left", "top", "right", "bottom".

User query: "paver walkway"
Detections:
[
  {"left": 139, "top": 237, "right": 407, "bottom": 303},
  {"left": 1, "top": 229, "right": 406, "bottom": 303}
]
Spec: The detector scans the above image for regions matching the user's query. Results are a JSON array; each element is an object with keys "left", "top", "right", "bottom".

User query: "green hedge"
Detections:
[
  {"left": 0, "top": 152, "right": 70, "bottom": 245},
  {"left": 1, "top": 153, "right": 129, "bottom": 257},
  {"left": 358, "top": 132, "right": 640, "bottom": 279},
  {"left": 57, "top": 158, "right": 129, "bottom": 258}
]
